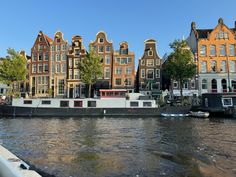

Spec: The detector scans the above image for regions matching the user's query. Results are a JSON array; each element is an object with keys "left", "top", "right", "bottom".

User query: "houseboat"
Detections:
[
  {"left": 0, "top": 89, "right": 160, "bottom": 117},
  {"left": 200, "top": 93, "right": 236, "bottom": 117}
]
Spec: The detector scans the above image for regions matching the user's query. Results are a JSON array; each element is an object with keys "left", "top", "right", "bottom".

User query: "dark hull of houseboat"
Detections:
[{"left": 0, "top": 105, "right": 161, "bottom": 117}]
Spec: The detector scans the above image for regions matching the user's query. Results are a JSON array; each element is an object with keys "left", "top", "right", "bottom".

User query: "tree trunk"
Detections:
[
  {"left": 88, "top": 84, "right": 91, "bottom": 98},
  {"left": 179, "top": 81, "right": 183, "bottom": 105}
]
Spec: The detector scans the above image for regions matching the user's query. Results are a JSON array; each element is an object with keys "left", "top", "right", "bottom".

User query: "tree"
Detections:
[
  {"left": 0, "top": 48, "right": 27, "bottom": 97},
  {"left": 79, "top": 45, "right": 103, "bottom": 98},
  {"left": 163, "top": 40, "right": 196, "bottom": 102}
]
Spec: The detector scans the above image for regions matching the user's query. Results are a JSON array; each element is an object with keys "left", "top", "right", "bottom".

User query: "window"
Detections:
[
  {"left": 32, "top": 64, "right": 36, "bottom": 73},
  {"left": 38, "top": 64, "right": 42, "bottom": 73},
  {"left": 75, "top": 49, "right": 80, "bottom": 56},
  {"left": 58, "top": 79, "right": 65, "bottom": 94},
  {"left": 230, "top": 60, "right": 236, "bottom": 72},
  {"left": 69, "top": 69, "right": 73, "bottom": 79},
  {"left": 44, "top": 53, "right": 49, "bottom": 61},
  {"left": 220, "top": 60, "right": 226, "bottom": 72},
  {"left": 51, "top": 46, "right": 55, "bottom": 51},
  {"left": 153, "top": 82, "right": 160, "bottom": 89},
  {"left": 52, "top": 66, "right": 55, "bottom": 73},
  {"left": 62, "top": 54, "right": 66, "bottom": 61},
  {"left": 121, "top": 58, "right": 127, "bottom": 64},
  {"left": 57, "top": 45, "right": 61, "bottom": 51},
  {"left": 88, "top": 101, "right": 96, "bottom": 107},
  {"left": 42, "top": 100, "right": 51, "bottom": 105},
  {"left": 38, "top": 45, "right": 43, "bottom": 51},
  {"left": 121, "top": 48, "right": 128, "bottom": 55},
  {"left": 183, "top": 82, "right": 188, "bottom": 89},
  {"left": 130, "top": 101, "right": 139, "bottom": 107},
  {"left": 147, "top": 59, "right": 154, "bottom": 66},
  {"left": 105, "top": 56, "right": 110, "bottom": 64},
  {"left": 60, "top": 101, "right": 69, "bottom": 107},
  {"left": 191, "top": 80, "right": 195, "bottom": 88},
  {"left": 220, "top": 45, "right": 226, "bottom": 56},
  {"left": 125, "top": 78, "right": 132, "bottom": 86},
  {"left": 106, "top": 45, "right": 111, "bottom": 52},
  {"left": 116, "top": 58, "right": 120, "bottom": 63},
  {"left": 62, "top": 45, "right": 67, "bottom": 51},
  {"left": 74, "top": 70, "right": 79, "bottom": 79},
  {"left": 39, "top": 37, "right": 42, "bottom": 42},
  {"left": 141, "top": 69, "right": 145, "bottom": 78},
  {"left": 156, "top": 59, "right": 160, "bottom": 65},
  {"left": 56, "top": 38, "right": 61, "bottom": 43},
  {"left": 201, "top": 61, "right": 207, "bottom": 73},
  {"left": 143, "top": 102, "right": 152, "bottom": 107},
  {"left": 147, "top": 69, "right": 154, "bottom": 79},
  {"left": 200, "top": 45, "right": 206, "bottom": 56},
  {"left": 24, "top": 100, "right": 32, "bottom": 104},
  {"left": 115, "top": 78, "right": 122, "bottom": 85},
  {"left": 148, "top": 50, "right": 153, "bottom": 56},
  {"left": 104, "top": 67, "right": 110, "bottom": 78},
  {"left": 99, "top": 38, "right": 104, "bottom": 43},
  {"left": 74, "top": 59, "right": 79, "bottom": 68},
  {"left": 57, "top": 54, "right": 60, "bottom": 61},
  {"left": 202, "top": 79, "right": 207, "bottom": 89},
  {"left": 210, "top": 45, "right": 216, "bottom": 56},
  {"left": 52, "top": 55, "right": 55, "bottom": 61},
  {"left": 128, "top": 58, "right": 132, "bottom": 63},
  {"left": 230, "top": 44, "right": 235, "bottom": 56},
  {"left": 56, "top": 64, "right": 60, "bottom": 73},
  {"left": 173, "top": 81, "right": 178, "bottom": 88},
  {"left": 125, "top": 67, "right": 132, "bottom": 75},
  {"left": 211, "top": 61, "right": 217, "bottom": 72},
  {"left": 62, "top": 64, "right": 66, "bottom": 73},
  {"left": 222, "top": 98, "right": 233, "bottom": 107},
  {"left": 74, "top": 101, "right": 83, "bottom": 107},
  {"left": 98, "top": 46, "right": 104, "bottom": 53},
  {"left": 69, "top": 58, "right": 72, "bottom": 68},
  {"left": 156, "top": 69, "right": 160, "bottom": 78},
  {"left": 33, "top": 53, "right": 37, "bottom": 62},
  {"left": 43, "top": 64, "right": 48, "bottom": 72},
  {"left": 116, "top": 67, "right": 122, "bottom": 75},
  {"left": 141, "top": 60, "right": 145, "bottom": 66},
  {"left": 38, "top": 53, "right": 43, "bottom": 61}
]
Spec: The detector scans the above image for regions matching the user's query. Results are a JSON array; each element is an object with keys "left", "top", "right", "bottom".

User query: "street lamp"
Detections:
[{"left": 226, "top": 44, "right": 232, "bottom": 92}]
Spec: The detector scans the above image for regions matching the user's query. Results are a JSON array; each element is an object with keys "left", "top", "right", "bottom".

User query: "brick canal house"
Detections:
[
  {"left": 113, "top": 42, "right": 135, "bottom": 92},
  {"left": 90, "top": 31, "right": 113, "bottom": 95},
  {"left": 67, "top": 36, "right": 87, "bottom": 98},
  {"left": 29, "top": 31, "right": 69, "bottom": 98},
  {"left": 50, "top": 31, "right": 69, "bottom": 98},
  {"left": 136, "top": 39, "right": 162, "bottom": 99},
  {"left": 30, "top": 31, "right": 52, "bottom": 97},
  {"left": 188, "top": 18, "right": 236, "bottom": 95}
]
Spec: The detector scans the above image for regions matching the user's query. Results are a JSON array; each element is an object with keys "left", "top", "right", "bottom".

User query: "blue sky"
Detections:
[{"left": 1, "top": 0, "right": 236, "bottom": 67}]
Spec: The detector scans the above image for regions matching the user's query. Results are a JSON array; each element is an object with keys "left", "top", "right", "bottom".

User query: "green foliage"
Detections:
[
  {"left": 164, "top": 40, "right": 196, "bottom": 100},
  {"left": 79, "top": 45, "right": 103, "bottom": 97},
  {"left": 0, "top": 48, "right": 27, "bottom": 85}
]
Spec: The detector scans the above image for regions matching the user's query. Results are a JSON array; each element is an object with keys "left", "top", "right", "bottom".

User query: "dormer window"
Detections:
[
  {"left": 148, "top": 50, "right": 153, "bottom": 56},
  {"left": 99, "top": 38, "right": 104, "bottom": 43}
]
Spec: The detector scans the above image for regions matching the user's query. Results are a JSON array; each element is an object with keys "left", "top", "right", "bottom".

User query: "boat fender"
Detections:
[{"left": 20, "top": 161, "right": 29, "bottom": 170}]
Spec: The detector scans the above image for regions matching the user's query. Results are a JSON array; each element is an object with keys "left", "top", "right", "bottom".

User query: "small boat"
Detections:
[
  {"left": 190, "top": 111, "right": 209, "bottom": 118},
  {"left": 161, "top": 113, "right": 190, "bottom": 117}
]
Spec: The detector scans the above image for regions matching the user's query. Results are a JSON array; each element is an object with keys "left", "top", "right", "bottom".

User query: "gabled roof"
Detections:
[{"left": 43, "top": 34, "right": 53, "bottom": 44}]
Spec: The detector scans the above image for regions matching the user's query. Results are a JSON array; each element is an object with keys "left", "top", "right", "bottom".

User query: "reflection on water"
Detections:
[{"left": 0, "top": 117, "right": 235, "bottom": 177}]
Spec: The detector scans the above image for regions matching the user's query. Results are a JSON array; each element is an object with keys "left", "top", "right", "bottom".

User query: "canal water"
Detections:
[{"left": 0, "top": 117, "right": 235, "bottom": 177}]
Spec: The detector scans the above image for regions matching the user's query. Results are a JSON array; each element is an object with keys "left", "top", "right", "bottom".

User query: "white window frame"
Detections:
[
  {"left": 155, "top": 69, "right": 160, "bottom": 78},
  {"left": 222, "top": 98, "right": 233, "bottom": 107},
  {"left": 146, "top": 69, "right": 154, "bottom": 79},
  {"left": 141, "top": 69, "right": 145, "bottom": 78},
  {"left": 98, "top": 38, "right": 104, "bottom": 44}
]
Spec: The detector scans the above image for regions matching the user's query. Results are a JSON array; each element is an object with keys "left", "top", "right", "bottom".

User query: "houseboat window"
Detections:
[
  {"left": 88, "top": 101, "right": 96, "bottom": 107},
  {"left": 24, "top": 100, "right": 32, "bottom": 104},
  {"left": 222, "top": 98, "right": 233, "bottom": 107},
  {"left": 42, "top": 100, "right": 51, "bottom": 105},
  {"left": 130, "top": 101, "right": 139, "bottom": 107},
  {"left": 74, "top": 101, "right": 83, "bottom": 107},
  {"left": 102, "top": 92, "right": 105, "bottom": 96},
  {"left": 204, "top": 98, "right": 208, "bottom": 107},
  {"left": 60, "top": 101, "right": 69, "bottom": 107},
  {"left": 143, "top": 102, "right": 152, "bottom": 107}
]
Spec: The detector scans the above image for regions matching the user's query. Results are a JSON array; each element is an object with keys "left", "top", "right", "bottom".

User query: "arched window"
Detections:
[
  {"left": 221, "top": 79, "right": 227, "bottom": 92},
  {"left": 202, "top": 79, "right": 207, "bottom": 89},
  {"left": 211, "top": 79, "right": 217, "bottom": 93}
]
